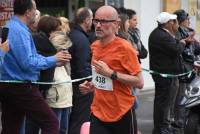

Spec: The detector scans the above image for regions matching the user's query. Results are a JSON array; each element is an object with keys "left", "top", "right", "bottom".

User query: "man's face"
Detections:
[
  {"left": 181, "top": 17, "right": 190, "bottom": 28},
  {"left": 93, "top": 12, "right": 118, "bottom": 39},
  {"left": 26, "top": 0, "right": 37, "bottom": 25},
  {"left": 87, "top": 13, "right": 93, "bottom": 31},
  {"left": 171, "top": 19, "right": 179, "bottom": 33}
]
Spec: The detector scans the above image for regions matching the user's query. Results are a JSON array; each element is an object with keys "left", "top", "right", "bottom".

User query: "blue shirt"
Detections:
[
  {"left": 0, "top": 50, "right": 6, "bottom": 66},
  {"left": 1, "top": 16, "right": 56, "bottom": 81},
  {"left": 0, "top": 50, "right": 6, "bottom": 79}
]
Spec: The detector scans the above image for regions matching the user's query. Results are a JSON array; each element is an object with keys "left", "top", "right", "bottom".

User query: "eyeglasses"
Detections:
[{"left": 93, "top": 19, "right": 117, "bottom": 25}]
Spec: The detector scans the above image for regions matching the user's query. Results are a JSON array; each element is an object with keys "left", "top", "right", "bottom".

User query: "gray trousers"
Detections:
[{"left": 174, "top": 83, "right": 187, "bottom": 128}]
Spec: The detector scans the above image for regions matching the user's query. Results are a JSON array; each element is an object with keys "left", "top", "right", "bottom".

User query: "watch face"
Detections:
[{"left": 111, "top": 71, "right": 117, "bottom": 80}]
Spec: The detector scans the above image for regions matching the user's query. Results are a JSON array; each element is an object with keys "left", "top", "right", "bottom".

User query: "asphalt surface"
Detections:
[{"left": 137, "top": 90, "right": 154, "bottom": 134}]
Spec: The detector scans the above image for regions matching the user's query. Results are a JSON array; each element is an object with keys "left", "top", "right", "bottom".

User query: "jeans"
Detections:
[
  {"left": 52, "top": 107, "right": 72, "bottom": 134},
  {"left": 20, "top": 117, "right": 25, "bottom": 134},
  {"left": 132, "top": 88, "right": 139, "bottom": 110},
  {"left": 132, "top": 88, "right": 139, "bottom": 134}
]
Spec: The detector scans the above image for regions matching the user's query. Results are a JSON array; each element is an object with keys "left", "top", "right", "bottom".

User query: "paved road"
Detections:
[{"left": 137, "top": 90, "right": 154, "bottom": 134}]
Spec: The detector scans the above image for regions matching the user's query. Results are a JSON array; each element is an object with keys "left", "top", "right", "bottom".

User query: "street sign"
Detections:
[{"left": 0, "top": 0, "right": 14, "bottom": 26}]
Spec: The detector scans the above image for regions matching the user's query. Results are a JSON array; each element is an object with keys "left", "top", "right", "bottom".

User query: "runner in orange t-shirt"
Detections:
[{"left": 80, "top": 5, "right": 144, "bottom": 134}]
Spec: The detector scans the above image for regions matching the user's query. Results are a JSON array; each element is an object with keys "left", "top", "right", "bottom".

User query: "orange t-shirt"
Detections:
[{"left": 91, "top": 37, "right": 141, "bottom": 122}]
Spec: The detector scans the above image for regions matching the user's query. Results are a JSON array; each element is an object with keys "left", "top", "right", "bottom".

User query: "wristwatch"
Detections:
[{"left": 110, "top": 71, "right": 117, "bottom": 80}]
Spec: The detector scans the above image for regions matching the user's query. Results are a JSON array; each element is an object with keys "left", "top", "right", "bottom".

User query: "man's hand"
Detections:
[
  {"left": 79, "top": 81, "right": 94, "bottom": 95},
  {"left": 93, "top": 60, "right": 113, "bottom": 77},
  {"left": 55, "top": 51, "right": 71, "bottom": 66},
  {"left": 0, "top": 40, "right": 9, "bottom": 53}
]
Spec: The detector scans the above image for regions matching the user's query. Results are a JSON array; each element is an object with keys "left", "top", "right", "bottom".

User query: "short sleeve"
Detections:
[{"left": 120, "top": 44, "right": 141, "bottom": 75}]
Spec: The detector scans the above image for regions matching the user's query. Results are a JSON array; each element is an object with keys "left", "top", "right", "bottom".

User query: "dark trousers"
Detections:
[
  {"left": 152, "top": 76, "right": 179, "bottom": 134},
  {"left": 25, "top": 108, "right": 71, "bottom": 134},
  {"left": 25, "top": 118, "right": 40, "bottom": 134},
  {"left": 174, "top": 83, "right": 187, "bottom": 129},
  {"left": 0, "top": 83, "right": 59, "bottom": 134},
  {"left": 68, "top": 84, "right": 93, "bottom": 134},
  {"left": 132, "top": 109, "right": 138, "bottom": 134},
  {"left": 90, "top": 109, "right": 134, "bottom": 134}
]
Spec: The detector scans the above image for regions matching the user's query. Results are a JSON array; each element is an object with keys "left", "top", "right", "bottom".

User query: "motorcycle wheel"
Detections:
[{"left": 185, "top": 112, "right": 200, "bottom": 134}]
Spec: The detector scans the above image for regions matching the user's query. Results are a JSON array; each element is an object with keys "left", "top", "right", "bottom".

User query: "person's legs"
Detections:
[
  {"left": 152, "top": 76, "right": 176, "bottom": 134},
  {"left": 20, "top": 117, "right": 25, "bottom": 134},
  {"left": 52, "top": 108, "right": 62, "bottom": 124},
  {"left": 0, "top": 83, "right": 59, "bottom": 134},
  {"left": 0, "top": 84, "right": 31, "bottom": 134},
  {"left": 68, "top": 86, "right": 93, "bottom": 134},
  {"left": 90, "top": 114, "right": 110, "bottom": 134},
  {"left": 173, "top": 82, "right": 187, "bottom": 134},
  {"left": 59, "top": 107, "right": 71, "bottom": 134},
  {"left": 52, "top": 108, "right": 63, "bottom": 134},
  {"left": 1, "top": 101, "right": 25, "bottom": 134},
  {"left": 113, "top": 109, "right": 134, "bottom": 134},
  {"left": 132, "top": 109, "right": 138, "bottom": 134},
  {"left": 90, "top": 109, "right": 134, "bottom": 134},
  {"left": 24, "top": 86, "right": 59, "bottom": 134},
  {"left": 25, "top": 117, "right": 40, "bottom": 134},
  {"left": 52, "top": 107, "right": 71, "bottom": 134},
  {"left": 132, "top": 88, "right": 140, "bottom": 134},
  {"left": 169, "top": 78, "right": 179, "bottom": 124}
]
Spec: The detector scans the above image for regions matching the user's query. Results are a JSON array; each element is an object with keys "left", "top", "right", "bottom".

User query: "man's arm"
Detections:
[
  {"left": 93, "top": 60, "right": 144, "bottom": 89},
  {"left": 114, "top": 71, "right": 144, "bottom": 89}
]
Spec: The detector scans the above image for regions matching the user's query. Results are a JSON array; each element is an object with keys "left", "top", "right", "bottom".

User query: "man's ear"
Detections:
[
  {"left": 85, "top": 17, "right": 90, "bottom": 25},
  {"left": 25, "top": 9, "right": 32, "bottom": 18}
]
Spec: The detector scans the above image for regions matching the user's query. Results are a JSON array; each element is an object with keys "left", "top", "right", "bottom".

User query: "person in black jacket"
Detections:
[
  {"left": 68, "top": 7, "right": 93, "bottom": 134},
  {"left": 172, "top": 9, "right": 200, "bottom": 133},
  {"left": 149, "top": 12, "right": 187, "bottom": 134}
]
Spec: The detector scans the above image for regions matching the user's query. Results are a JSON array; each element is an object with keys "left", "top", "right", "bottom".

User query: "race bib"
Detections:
[{"left": 92, "top": 67, "right": 113, "bottom": 91}]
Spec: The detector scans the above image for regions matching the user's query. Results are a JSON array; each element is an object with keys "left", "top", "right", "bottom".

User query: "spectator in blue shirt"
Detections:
[{"left": 0, "top": 0, "right": 71, "bottom": 134}]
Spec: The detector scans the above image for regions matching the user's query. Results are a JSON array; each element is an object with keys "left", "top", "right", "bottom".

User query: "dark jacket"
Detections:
[
  {"left": 175, "top": 27, "right": 200, "bottom": 83},
  {"left": 149, "top": 27, "right": 185, "bottom": 74},
  {"left": 69, "top": 24, "right": 92, "bottom": 85},
  {"left": 129, "top": 28, "right": 148, "bottom": 63},
  {"left": 33, "top": 32, "right": 57, "bottom": 92},
  {"left": 176, "top": 26, "right": 200, "bottom": 61}
]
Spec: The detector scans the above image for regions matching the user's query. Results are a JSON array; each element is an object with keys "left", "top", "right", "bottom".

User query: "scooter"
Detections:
[{"left": 180, "top": 61, "right": 200, "bottom": 134}]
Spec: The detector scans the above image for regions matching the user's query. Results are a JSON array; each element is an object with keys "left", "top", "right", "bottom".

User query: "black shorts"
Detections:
[{"left": 90, "top": 109, "right": 134, "bottom": 134}]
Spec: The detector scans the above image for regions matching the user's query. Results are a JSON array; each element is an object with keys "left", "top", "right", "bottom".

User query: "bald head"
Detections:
[{"left": 95, "top": 6, "right": 118, "bottom": 20}]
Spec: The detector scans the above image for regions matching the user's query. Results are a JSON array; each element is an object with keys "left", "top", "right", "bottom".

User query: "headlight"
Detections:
[{"left": 191, "top": 87, "right": 199, "bottom": 95}]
